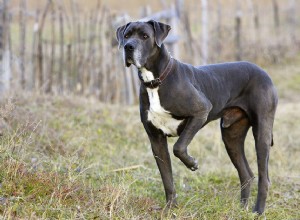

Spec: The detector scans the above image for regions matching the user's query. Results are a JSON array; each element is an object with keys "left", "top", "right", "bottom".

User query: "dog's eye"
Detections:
[
  {"left": 143, "top": 34, "right": 149, "bottom": 39},
  {"left": 124, "top": 34, "right": 129, "bottom": 39}
]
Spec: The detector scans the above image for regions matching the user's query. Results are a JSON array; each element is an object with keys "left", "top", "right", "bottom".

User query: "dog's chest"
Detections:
[{"left": 141, "top": 68, "right": 183, "bottom": 136}]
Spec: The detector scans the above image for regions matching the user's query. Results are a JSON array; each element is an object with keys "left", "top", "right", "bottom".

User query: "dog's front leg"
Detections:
[
  {"left": 148, "top": 130, "right": 177, "bottom": 207},
  {"left": 173, "top": 116, "right": 207, "bottom": 171}
]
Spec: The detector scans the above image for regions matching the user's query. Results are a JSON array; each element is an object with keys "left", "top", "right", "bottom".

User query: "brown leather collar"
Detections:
[{"left": 138, "top": 57, "right": 174, "bottom": 89}]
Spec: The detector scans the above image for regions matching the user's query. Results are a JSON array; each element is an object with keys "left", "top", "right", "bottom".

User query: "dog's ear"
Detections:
[
  {"left": 116, "top": 22, "right": 131, "bottom": 49},
  {"left": 147, "top": 20, "right": 171, "bottom": 48}
]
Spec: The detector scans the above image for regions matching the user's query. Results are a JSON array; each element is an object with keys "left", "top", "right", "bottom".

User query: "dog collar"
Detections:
[{"left": 138, "top": 57, "right": 174, "bottom": 89}]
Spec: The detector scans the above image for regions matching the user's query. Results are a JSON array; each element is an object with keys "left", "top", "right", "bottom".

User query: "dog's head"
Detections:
[{"left": 116, "top": 20, "right": 171, "bottom": 68}]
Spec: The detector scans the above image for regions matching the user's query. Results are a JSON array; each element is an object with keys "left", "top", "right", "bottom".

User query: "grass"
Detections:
[{"left": 1, "top": 58, "right": 300, "bottom": 219}]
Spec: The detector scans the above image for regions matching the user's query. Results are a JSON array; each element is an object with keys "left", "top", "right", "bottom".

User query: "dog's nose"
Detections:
[{"left": 124, "top": 43, "right": 135, "bottom": 51}]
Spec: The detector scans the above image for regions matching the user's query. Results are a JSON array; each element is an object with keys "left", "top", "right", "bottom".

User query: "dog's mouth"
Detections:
[
  {"left": 125, "top": 56, "right": 142, "bottom": 68},
  {"left": 124, "top": 50, "right": 143, "bottom": 68},
  {"left": 125, "top": 57, "right": 134, "bottom": 67}
]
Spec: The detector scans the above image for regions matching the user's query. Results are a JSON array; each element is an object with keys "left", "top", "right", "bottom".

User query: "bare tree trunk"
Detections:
[
  {"left": 170, "top": 4, "right": 179, "bottom": 60},
  {"left": 31, "top": 9, "right": 39, "bottom": 90},
  {"left": 253, "top": 2, "right": 260, "bottom": 30},
  {"left": 37, "top": 0, "right": 51, "bottom": 92},
  {"left": 67, "top": 43, "right": 72, "bottom": 92},
  {"left": 0, "top": 0, "right": 11, "bottom": 94},
  {"left": 201, "top": 0, "right": 208, "bottom": 64},
  {"left": 46, "top": 3, "right": 56, "bottom": 93},
  {"left": 87, "top": 11, "right": 95, "bottom": 95},
  {"left": 70, "top": 0, "right": 82, "bottom": 93},
  {"left": 81, "top": 12, "right": 90, "bottom": 95},
  {"left": 0, "top": 7, "right": 2, "bottom": 63},
  {"left": 272, "top": 0, "right": 280, "bottom": 29},
  {"left": 287, "top": 0, "right": 296, "bottom": 42},
  {"left": 112, "top": 53, "right": 121, "bottom": 104},
  {"left": 19, "top": 0, "right": 27, "bottom": 89},
  {"left": 58, "top": 2, "right": 64, "bottom": 94},
  {"left": 246, "top": 0, "right": 255, "bottom": 41},
  {"left": 99, "top": 8, "right": 108, "bottom": 101},
  {"left": 252, "top": 1, "right": 260, "bottom": 60},
  {"left": 235, "top": 0, "right": 242, "bottom": 61},
  {"left": 124, "top": 66, "right": 134, "bottom": 105},
  {"left": 216, "top": 0, "right": 222, "bottom": 62}
]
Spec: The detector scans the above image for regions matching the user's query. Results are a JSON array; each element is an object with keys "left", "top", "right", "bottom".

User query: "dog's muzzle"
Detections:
[{"left": 124, "top": 42, "right": 136, "bottom": 67}]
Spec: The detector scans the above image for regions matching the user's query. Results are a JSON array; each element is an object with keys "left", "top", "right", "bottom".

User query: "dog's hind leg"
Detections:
[
  {"left": 252, "top": 117, "right": 274, "bottom": 214},
  {"left": 221, "top": 109, "right": 254, "bottom": 209}
]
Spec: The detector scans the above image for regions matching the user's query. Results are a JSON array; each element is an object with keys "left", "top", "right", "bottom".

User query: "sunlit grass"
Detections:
[{"left": 0, "top": 93, "right": 299, "bottom": 219}]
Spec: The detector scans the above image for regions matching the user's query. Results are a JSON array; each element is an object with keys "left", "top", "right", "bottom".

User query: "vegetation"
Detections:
[{"left": 0, "top": 58, "right": 299, "bottom": 219}]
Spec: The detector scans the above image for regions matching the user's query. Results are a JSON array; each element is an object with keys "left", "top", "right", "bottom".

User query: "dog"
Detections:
[{"left": 116, "top": 20, "right": 278, "bottom": 214}]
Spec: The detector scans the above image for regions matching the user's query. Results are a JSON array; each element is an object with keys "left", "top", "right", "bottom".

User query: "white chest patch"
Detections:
[{"left": 140, "top": 68, "right": 183, "bottom": 136}]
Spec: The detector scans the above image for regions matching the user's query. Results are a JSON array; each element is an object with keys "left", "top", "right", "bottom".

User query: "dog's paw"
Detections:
[
  {"left": 166, "top": 197, "right": 178, "bottom": 209},
  {"left": 188, "top": 159, "right": 198, "bottom": 171}
]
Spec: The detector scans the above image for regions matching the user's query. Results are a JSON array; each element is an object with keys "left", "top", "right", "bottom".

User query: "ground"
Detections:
[{"left": 0, "top": 59, "right": 299, "bottom": 219}]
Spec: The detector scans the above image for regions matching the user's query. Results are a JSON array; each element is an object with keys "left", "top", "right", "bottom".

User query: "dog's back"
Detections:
[{"left": 190, "top": 61, "right": 277, "bottom": 119}]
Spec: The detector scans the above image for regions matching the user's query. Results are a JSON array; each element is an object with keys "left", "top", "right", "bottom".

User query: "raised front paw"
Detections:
[
  {"left": 183, "top": 156, "right": 198, "bottom": 171},
  {"left": 173, "top": 147, "right": 199, "bottom": 171},
  {"left": 188, "top": 158, "right": 198, "bottom": 171}
]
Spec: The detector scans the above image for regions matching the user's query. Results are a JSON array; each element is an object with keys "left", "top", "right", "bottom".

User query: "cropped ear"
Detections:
[
  {"left": 116, "top": 22, "right": 131, "bottom": 49},
  {"left": 147, "top": 20, "right": 171, "bottom": 47}
]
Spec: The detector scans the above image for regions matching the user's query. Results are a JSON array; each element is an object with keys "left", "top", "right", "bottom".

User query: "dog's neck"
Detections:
[{"left": 142, "top": 44, "right": 171, "bottom": 78}]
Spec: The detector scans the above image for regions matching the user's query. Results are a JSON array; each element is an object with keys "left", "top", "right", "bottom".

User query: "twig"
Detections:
[{"left": 111, "top": 165, "right": 144, "bottom": 172}]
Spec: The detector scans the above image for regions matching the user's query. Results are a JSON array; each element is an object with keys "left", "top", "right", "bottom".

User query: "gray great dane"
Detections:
[{"left": 116, "top": 20, "right": 278, "bottom": 214}]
